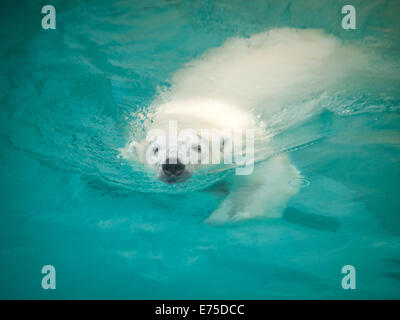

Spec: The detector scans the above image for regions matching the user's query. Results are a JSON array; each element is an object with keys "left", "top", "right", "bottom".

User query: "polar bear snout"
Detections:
[
  {"left": 159, "top": 158, "right": 191, "bottom": 184},
  {"left": 162, "top": 158, "right": 185, "bottom": 177}
]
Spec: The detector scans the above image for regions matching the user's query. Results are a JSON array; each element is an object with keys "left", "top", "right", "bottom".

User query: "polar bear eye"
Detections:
[
  {"left": 192, "top": 145, "right": 201, "bottom": 153},
  {"left": 153, "top": 147, "right": 159, "bottom": 155}
]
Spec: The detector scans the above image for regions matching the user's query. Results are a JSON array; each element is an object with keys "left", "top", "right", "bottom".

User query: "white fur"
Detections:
[{"left": 122, "top": 28, "right": 366, "bottom": 224}]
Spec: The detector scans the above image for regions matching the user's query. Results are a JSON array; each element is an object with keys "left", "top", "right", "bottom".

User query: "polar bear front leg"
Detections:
[{"left": 205, "top": 154, "right": 301, "bottom": 225}]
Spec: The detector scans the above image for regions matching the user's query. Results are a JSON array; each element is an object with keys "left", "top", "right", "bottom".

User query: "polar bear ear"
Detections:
[{"left": 126, "top": 140, "right": 142, "bottom": 158}]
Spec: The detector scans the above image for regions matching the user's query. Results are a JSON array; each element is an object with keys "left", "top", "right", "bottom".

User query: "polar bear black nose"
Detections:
[{"left": 162, "top": 158, "right": 185, "bottom": 177}]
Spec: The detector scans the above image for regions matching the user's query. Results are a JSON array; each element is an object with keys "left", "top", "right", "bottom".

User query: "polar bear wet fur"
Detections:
[{"left": 122, "top": 28, "right": 367, "bottom": 224}]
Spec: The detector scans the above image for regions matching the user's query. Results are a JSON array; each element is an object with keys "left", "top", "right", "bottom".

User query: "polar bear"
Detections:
[{"left": 121, "top": 28, "right": 367, "bottom": 224}]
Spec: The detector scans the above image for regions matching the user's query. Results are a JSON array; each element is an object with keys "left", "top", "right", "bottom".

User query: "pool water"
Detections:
[{"left": 1, "top": 0, "right": 400, "bottom": 299}]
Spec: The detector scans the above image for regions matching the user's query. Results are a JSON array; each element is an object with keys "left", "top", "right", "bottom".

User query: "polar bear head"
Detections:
[
  {"left": 125, "top": 126, "right": 232, "bottom": 184},
  {"left": 122, "top": 100, "right": 257, "bottom": 183}
]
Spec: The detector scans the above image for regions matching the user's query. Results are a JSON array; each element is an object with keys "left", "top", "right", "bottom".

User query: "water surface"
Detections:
[{"left": 0, "top": 0, "right": 400, "bottom": 299}]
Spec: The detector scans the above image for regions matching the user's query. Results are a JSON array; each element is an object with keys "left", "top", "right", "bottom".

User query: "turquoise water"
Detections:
[{"left": 1, "top": 0, "right": 400, "bottom": 299}]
